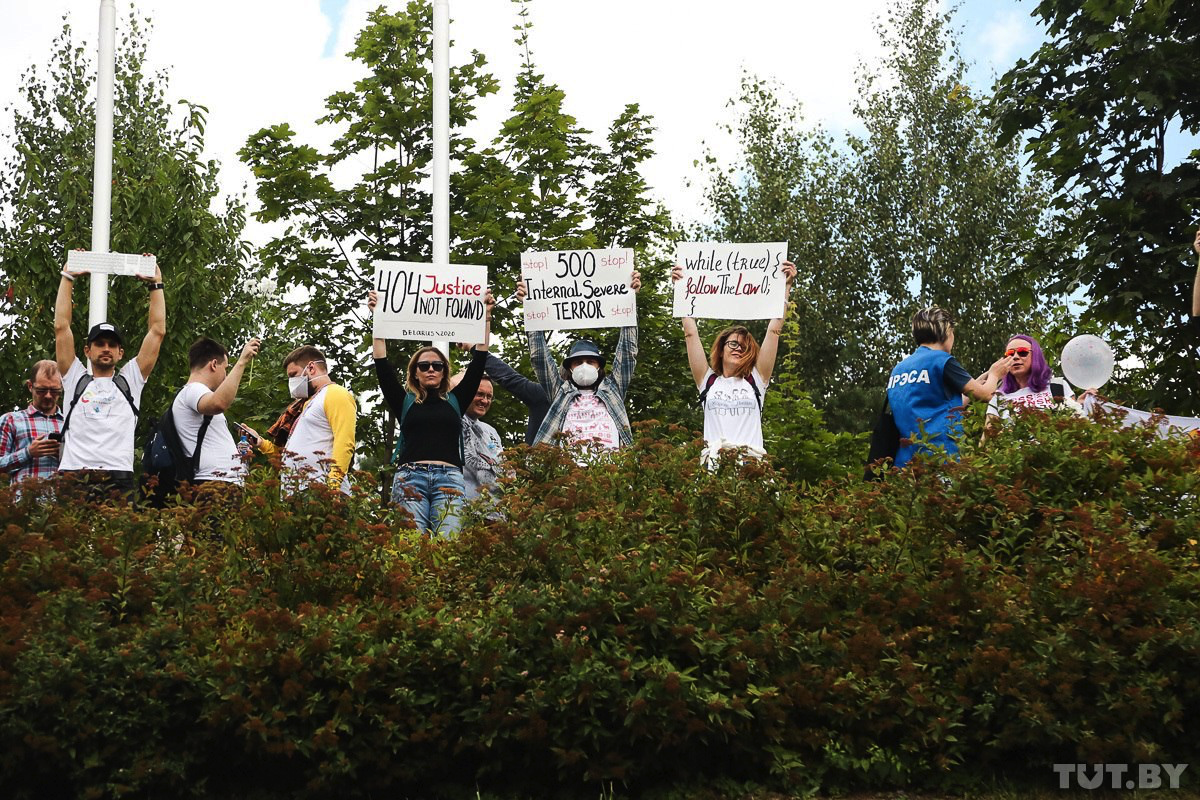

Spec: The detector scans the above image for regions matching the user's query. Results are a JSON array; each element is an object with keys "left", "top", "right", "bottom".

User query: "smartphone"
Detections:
[
  {"left": 47, "top": 432, "right": 63, "bottom": 442},
  {"left": 234, "top": 423, "right": 259, "bottom": 445}
]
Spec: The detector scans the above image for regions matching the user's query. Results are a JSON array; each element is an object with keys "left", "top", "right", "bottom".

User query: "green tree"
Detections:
[
  {"left": 240, "top": 2, "right": 500, "bottom": 464},
  {"left": 246, "top": 0, "right": 681, "bottom": 459},
  {"left": 701, "top": 0, "right": 1060, "bottom": 434},
  {"left": 0, "top": 16, "right": 258, "bottom": 422},
  {"left": 990, "top": 0, "right": 1200, "bottom": 413}
]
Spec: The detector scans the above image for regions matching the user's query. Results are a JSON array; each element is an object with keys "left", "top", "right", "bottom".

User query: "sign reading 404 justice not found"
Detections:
[
  {"left": 673, "top": 242, "right": 789, "bottom": 320},
  {"left": 521, "top": 248, "right": 637, "bottom": 331},
  {"left": 372, "top": 261, "right": 488, "bottom": 343}
]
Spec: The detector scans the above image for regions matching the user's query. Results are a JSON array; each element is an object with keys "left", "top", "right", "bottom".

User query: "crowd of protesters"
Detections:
[{"left": 2, "top": 231, "right": 1199, "bottom": 535}]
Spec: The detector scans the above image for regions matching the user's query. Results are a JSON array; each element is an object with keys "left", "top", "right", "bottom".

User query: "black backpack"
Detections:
[{"left": 142, "top": 389, "right": 212, "bottom": 507}]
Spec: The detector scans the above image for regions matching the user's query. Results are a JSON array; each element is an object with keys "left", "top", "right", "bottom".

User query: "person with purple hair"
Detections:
[{"left": 986, "top": 334, "right": 1071, "bottom": 420}]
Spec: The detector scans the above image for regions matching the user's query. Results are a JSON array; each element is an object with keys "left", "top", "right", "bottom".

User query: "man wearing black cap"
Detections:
[
  {"left": 518, "top": 271, "right": 641, "bottom": 451},
  {"left": 53, "top": 260, "right": 167, "bottom": 499}
]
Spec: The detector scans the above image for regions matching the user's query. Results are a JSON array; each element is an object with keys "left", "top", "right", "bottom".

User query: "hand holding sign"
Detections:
[
  {"left": 520, "top": 248, "right": 638, "bottom": 331},
  {"left": 372, "top": 261, "right": 489, "bottom": 343},
  {"left": 672, "top": 242, "right": 789, "bottom": 320}
]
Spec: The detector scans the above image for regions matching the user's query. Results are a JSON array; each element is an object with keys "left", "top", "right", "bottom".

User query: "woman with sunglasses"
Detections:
[
  {"left": 368, "top": 290, "right": 495, "bottom": 537},
  {"left": 671, "top": 260, "right": 797, "bottom": 460},
  {"left": 986, "top": 334, "right": 1072, "bottom": 420}
]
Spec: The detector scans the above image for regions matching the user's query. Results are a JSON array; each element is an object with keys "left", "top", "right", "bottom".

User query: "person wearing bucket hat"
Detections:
[
  {"left": 517, "top": 271, "right": 642, "bottom": 452},
  {"left": 53, "top": 256, "right": 167, "bottom": 501}
]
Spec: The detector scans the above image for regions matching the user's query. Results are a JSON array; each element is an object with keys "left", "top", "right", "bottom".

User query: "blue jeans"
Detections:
[{"left": 392, "top": 464, "right": 465, "bottom": 538}]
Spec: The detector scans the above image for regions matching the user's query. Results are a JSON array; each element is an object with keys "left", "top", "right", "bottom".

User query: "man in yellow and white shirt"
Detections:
[{"left": 247, "top": 346, "right": 356, "bottom": 494}]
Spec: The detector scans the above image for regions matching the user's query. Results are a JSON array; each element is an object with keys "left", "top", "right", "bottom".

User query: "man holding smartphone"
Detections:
[{"left": 0, "top": 360, "right": 65, "bottom": 484}]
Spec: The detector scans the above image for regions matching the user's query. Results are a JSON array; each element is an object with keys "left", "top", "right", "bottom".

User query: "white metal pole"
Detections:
[
  {"left": 89, "top": 0, "right": 117, "bottom": 330},
  {"left": 431, "top": 0, "right": 450, "bottom": 356}
]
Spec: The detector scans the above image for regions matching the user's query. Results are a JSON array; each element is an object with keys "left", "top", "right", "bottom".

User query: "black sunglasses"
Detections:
[{"left": 415, "top": 361, "right": 446, "bottom": 373}]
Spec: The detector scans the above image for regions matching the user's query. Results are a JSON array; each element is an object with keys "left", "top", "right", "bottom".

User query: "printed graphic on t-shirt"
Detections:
[
  {"left": 562, "top": 393, "right": 619, "bottom": 450},
  {"left": 705, "top": 381, "right": 758, "bottom": 418},
  {"left": 700, "top": 369, "right": 766, "bottom": 451},
  {"left": 1006, "top": 388, "right": 1055, "bottom": 409},
  {"left": 80, "top": 380, "right": 121, "bottom": 419}
]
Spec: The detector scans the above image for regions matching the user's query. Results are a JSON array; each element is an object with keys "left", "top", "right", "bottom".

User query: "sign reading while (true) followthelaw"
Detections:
[
  {"left": 372, "top": 261, "right": 488, "bottom": 343},
  {"left": 521, "top": 248, "right": 637, "bottom": 331},
  {"left": 672, "top": 242, "right": 788, "bottom": 320}
]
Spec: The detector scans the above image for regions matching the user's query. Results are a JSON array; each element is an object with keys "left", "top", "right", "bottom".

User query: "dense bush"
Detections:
[{"left": 0, "top": 413, "right": 1198, "bottom": 799}]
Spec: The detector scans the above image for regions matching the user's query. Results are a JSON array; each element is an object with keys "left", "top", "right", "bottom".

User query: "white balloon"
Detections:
[{"left": 1060, "top": 334, "right": 1114, "bottom": 390}]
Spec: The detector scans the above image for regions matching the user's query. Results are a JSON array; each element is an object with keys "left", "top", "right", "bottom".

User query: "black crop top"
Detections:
[{"left": 374, "top": 348, "right": 487, "bottom": 466}]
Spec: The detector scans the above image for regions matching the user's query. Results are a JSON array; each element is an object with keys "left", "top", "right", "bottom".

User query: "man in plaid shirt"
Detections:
[
  {"left": 518, "top": 271, "right": 641, "bottom": 450},
  {"left": 0, "top": 360, "right": 64, "bottom": 483}
]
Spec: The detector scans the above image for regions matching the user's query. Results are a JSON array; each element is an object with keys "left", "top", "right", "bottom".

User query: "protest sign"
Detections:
[
  {"left": 520, "top": 248, "right": 637, "bottom": 331},
  {"left": 672, "top": 242, "right": 789, "bottom": 320},
  {"left": 66, "top": 250, "right": 157, "bottom": 279},
  {"left": 372, "top": 261, "right": 488, "bottom": 343}
]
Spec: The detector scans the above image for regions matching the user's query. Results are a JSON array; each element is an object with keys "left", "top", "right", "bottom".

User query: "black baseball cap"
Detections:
[{"left": 86, "top": 322, "right": 125, "bottom": 346}]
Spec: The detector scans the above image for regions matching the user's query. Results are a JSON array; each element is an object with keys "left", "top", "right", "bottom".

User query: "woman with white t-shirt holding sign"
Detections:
[{"left": 671, "top": 260, "right": 797, "bottom": 461}]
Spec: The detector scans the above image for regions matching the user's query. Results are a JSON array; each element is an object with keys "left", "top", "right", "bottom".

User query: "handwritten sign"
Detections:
[
  {"left": 66, "top": 250, "right": 157, "bottom": 279},
  {"left": 372, "top": 261, "right": 488, "bottom": 343},
  {"left": 520, "top": 248, "right": 637, "bottom": 331},
  {"left": 673, "top": 242, "right": 788, "bottom": 320}
]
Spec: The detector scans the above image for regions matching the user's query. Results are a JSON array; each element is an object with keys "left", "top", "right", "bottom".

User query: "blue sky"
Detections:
[
  {"left": 1, "top": 0, "right": 1194, "bottom": 243},
  {"left": 320, "top": 0, "right": 350, "bottom": 58}
]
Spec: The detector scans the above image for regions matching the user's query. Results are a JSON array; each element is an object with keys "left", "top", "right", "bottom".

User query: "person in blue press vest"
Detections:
[{"left": 884, "top": 306, "right": 1012, "bottom": 469}]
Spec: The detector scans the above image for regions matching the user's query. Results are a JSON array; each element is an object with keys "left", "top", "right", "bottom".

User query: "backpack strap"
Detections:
[
  {"left": 390, "top": 394, "right": 417, "bottom": 464},
  {"left": 59, "top": 374, "right": 94, "bottom": 440},
  {"left": 745, "top": 374, "right": 762, "bottom": 409},
  {"left": 191, "top": 413, "right": 214, "bottom": 476},
  {"left": 113, "top": 373, "right": 139, "bottom": 417},
  {"left": 698, "top": 372, "right": 762, "bottom": 409}
]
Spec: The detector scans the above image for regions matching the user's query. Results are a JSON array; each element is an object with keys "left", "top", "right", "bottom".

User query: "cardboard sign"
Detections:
[
  {"left": 66, "top": 250, "right": 157, "bottom": 279},
  {"left": 672, "top": 242, "right": 788, "bottom": 320},
  {"left": 520, "top": 248, "right": 637, "bottom": 331},
  {"left": 372, "top": 261, "right": 488, "bottom": 343}
]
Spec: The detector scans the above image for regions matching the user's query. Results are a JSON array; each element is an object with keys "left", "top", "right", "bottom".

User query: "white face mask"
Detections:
[
  {"left": 571, "top": 363, "right": 600, "bottom": 387},
  {"left": 288, "top": 374, "right": 311, "bottom": 400}
]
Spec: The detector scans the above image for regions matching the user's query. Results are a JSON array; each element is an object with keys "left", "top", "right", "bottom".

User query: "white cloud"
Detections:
[
  {"left": 977, "top": 8, "right": 1033, "bottom": 69},
  {"left": 1, "top": 0, "right": 893, "bottom": 247}
]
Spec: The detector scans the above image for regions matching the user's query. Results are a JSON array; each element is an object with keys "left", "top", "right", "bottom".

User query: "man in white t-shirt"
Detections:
[
  {"left": 243, "top": 346, "right": 357, "bottom": 495},
  {"left": 172, "top": 336, "right": 260, "bottom": 499},
  {"left": 54, "top": 259, "right": 166, "bottom": 501}
]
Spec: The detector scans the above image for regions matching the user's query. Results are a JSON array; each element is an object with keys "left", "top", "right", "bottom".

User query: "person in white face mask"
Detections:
[
  {"left": 241, "top": 345, "right": 357, "bottom": 494},
  {"left": 517, "top": 272, "right": 642, "bottom": 451}
]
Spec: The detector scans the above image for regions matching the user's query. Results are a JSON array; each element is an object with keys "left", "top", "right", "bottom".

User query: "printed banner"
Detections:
[
  {"left": 372, "top": 261, "right": 488, "bottom": 343},
  {"left": 66, "top": 250, "right": 157, "bottom": 279},
  {"left": 672, "top": 242, "right": 788, "bottom": 319},
  {"left": 1082, "top": 395, "right": 1200, "bottom": 438},
  {"left": 520, "top": 248, "right": 637, "bottom": 331}
]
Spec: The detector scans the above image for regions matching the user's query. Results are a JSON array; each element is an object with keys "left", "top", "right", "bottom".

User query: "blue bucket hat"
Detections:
[{"left": 562, "top": 339, "right": 605, "bottom": 369}]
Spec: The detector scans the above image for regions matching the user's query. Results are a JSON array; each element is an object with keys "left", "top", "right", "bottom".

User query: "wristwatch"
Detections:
[{"left": 147, "top": 282, "right": 165, "bottom": 291}]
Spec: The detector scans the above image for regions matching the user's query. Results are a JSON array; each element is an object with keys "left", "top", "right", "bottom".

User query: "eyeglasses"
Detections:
[
  {"left": 1005, "top": 348, "right": 1032, "bottom": 358},
  {"left": 415, "top": 361, "right": 446, "bottom": 373},
  {"left": 724, "top": 340, "right": 747, "bottom": 352},
  {"left": 32, "top": 387, "right": 63, "bottom": 396}
]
